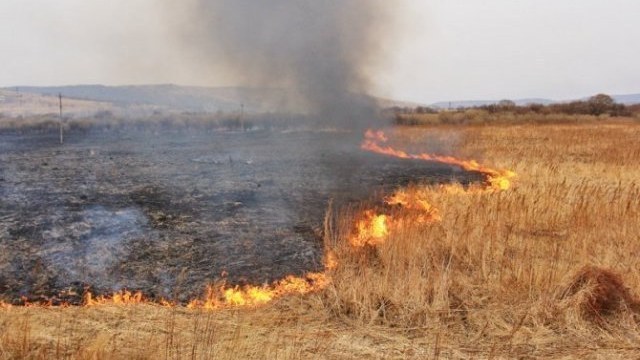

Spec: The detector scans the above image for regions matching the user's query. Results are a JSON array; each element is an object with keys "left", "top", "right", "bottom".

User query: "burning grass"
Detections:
[{"left": 2, "top": 121, "right": 640, "bottom": 358}]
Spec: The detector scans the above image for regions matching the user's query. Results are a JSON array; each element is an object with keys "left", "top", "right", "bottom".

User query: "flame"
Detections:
[
  {"left": 186, "top": 273, "right": 329, "bottom": 310},
  {"left": 386, "top": 189, "right": 443, "bottom": 224},
  {"left": 84, "top": 290, "right": 147, "bottom": 306},
  {"left": 76, "top": 272, "right": 331, "bottom": 310},
  {"left": 1, "top": 274, "right": 330, "bottom": 311},
  {"left": 349, "top": 129, "right": 516, "bottom": 247},
  {"left": 350, "top": 210, "right": 390, "bottom": 247},
  {"left": 324, "top": 249, "right": 339, "bottom": 270},
  {"left": 348, "top": 189, "right": 445, "bottom": 247},
  {"left": 362, "top": 130, "right": 516, "bottom": 191}
]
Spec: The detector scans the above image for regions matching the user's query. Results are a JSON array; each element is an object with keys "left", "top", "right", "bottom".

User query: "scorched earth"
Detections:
[{"left": 0, "top": 125, "right": 482, "bottom": 304}]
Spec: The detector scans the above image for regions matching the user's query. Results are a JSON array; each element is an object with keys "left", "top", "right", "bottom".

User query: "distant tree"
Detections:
[
  {"left": 527, "top": 103, "right": 544, "bottom": 113},
  {"left": 627, "top": 104, "right": 640, "bottom": 115},
  {"left": 94, "top": 110, "right": 114, "bottom": 120},
  {"left": 551, "top": 100, "right": 590, "bottom": 115},
  {"left": 588, "top": 94, "right": 615, "bottom": 115},
  {"left": 498, "top": 99, "right": 516, "bottom": 110},
  {"left": 611, "top": 103, "right": 631, "bottom": 117},
  {"left": 415, "top": 106, "right": 437, "bottom": 114}
]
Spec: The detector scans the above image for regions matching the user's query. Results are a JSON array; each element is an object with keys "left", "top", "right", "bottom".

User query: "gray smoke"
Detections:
[{"left": 172, "top": 0, "right": 396, "bottom": 128}]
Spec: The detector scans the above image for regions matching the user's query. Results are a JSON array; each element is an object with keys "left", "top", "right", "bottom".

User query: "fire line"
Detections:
[
  {"left": 0, "top": 129, "right": 515, "bottom": 310},
  {"left": 350, "top": 129, "right": 516, "bottom": 247}
]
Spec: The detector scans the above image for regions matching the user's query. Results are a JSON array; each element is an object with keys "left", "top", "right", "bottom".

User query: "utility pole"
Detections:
[
  {"left": 59, "top": 93, "right": 64, "bottom": 144},
  {"left": 240, "top": 103, "right": 245, "bottom": 131},
  {"left": 16, "top": 87, "right": 22, "bottom": 108}
]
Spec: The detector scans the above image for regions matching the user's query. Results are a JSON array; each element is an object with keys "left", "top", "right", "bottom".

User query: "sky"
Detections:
[{"left": 1, "top": 0, "right": 639, "bottom": 104}]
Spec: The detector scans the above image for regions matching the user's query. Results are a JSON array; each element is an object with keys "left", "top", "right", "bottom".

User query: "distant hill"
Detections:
[
  {"left": 375, "top": 97, "right": 429, "bottom": 109},
  {"left": 4, "top": 85, "right": 640, "bottom": 116},
  {"left": 7, "top": 85, "right": 287, "bottom": 113},
  {"left": 4, "top": 84, "right": 443, "bottom": 116},
  {"left": 612, "top": 94, "right": 640, "bottom": 105},
  {"left": 0, "top": 88, "right": 115, "bottom": 117}
]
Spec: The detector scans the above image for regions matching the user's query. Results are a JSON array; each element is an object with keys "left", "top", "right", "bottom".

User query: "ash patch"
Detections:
[
  {"left": 41, "top": 206, "right": 149, "bottom": 290},
  {"left": 0, "top": 205, "right": 155, "bottom": 304}
]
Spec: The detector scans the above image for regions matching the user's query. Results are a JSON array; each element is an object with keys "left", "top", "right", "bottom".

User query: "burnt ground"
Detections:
[{"left": 0, "top": 126, "right": 482, "bottom": 304}]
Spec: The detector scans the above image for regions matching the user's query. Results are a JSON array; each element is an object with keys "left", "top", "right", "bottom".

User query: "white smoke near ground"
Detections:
[{"left": 41, "top": 206, "right": 149, "bottom": 291}]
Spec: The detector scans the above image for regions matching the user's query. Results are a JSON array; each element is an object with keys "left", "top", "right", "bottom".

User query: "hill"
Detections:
[
  {"left": 6, "top": 85, "right": 287, "bottom": 114},
  {"left": 4, "top": 85, "right": 640, "bottom": 117},
  {"left": 612, "top": 93, "right": 640, "bottom": 105},
  {"left": 0, "top": 89, "right": 114, "bottom": 117}
]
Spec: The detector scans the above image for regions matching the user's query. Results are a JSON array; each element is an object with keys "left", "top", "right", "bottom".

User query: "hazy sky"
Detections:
[{"left": 1, "top": 0, "right": 639, "bottom": 103}]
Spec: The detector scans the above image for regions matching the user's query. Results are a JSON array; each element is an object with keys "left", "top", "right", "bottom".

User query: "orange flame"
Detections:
[
  {"left": 350, "top": 210, "right": 390, "bottom": 247},
  {"left": 324, "top": 249, "right": 339, "bottom": 270},
  {"left": 186, "top": 272, "right": 329, "bottom": 310},
  {"left": 349, "top": 129, "right": 516, "bottom": 247},
  {"left": 84, "top": 290, "right": 148, "bottom": 306},
  {"left": 2, "top": 274, "right": 330, "bottom": 311},
  {"left": 386, "top": 189, "right": 443, "bottom": 225},
  {"left": 362, "top": 130, "right": 516, "bottom": 191},
  {"left": 74, "top": 272, "right": 331, "bottom": 310}
]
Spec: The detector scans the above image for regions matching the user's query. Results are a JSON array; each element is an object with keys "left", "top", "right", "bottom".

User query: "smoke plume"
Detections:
[{"left": 172, "top": 0, "right": 396, "bottom": 127}]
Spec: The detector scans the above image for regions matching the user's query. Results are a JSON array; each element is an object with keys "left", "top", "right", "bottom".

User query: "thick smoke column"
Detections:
[{"left": 178, "top": 0, "right": 395, "bottom": 127}]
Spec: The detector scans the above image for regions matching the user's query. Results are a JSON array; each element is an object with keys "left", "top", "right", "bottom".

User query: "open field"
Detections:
[{"left": 1, "top": 120, "right": 640, "bottom": 358}]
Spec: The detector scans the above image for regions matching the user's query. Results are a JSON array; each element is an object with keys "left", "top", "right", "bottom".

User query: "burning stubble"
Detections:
[
  {"left": 169, "top": 0, "right": 397, "bottom": 128},
  {"left": 1, "top": 2, "right": 452, "bottom": 307}
]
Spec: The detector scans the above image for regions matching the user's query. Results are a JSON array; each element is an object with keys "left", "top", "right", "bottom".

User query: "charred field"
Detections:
[
  {"left": 1, "top": 119, "right": 640, "bottom": 359},
  {"left": 0, "top": 124, "right": 481, "bottom": 305}
]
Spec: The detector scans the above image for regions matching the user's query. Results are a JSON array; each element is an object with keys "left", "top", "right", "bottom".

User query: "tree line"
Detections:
[{"left": 390, "top": 94, "right": 638, "bottom": 117}]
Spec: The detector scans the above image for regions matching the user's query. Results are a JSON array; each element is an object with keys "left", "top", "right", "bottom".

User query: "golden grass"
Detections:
[{"left": 2, "top": 121, "right": 640, "bottom": 359}]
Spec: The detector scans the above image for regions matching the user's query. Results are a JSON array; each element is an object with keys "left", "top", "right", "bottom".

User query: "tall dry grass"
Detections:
[
  {"left": 322, "top": 122, "right": 640, "bottom": 356},
  {"left": 1, "top": 121, "right": 640, "bottom": 358}
]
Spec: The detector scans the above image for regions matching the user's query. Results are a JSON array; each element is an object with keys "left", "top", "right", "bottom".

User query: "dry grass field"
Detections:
[{"left": 2, "top": 120, "right": 640, "bottom": 359}]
